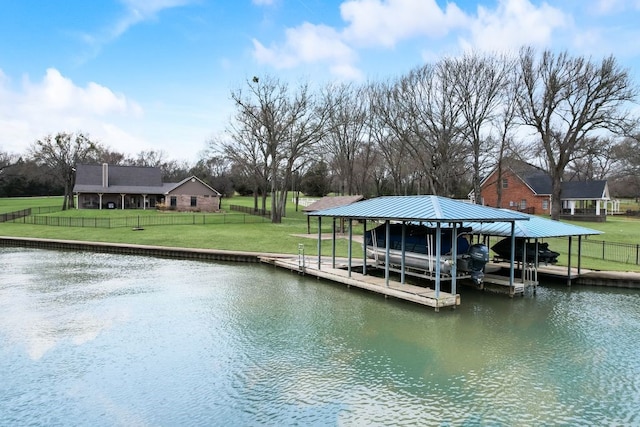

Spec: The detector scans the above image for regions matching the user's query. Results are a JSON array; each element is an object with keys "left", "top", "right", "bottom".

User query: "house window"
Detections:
[
  {"left": 190, "top": 196, "right": 197, "bottom": 207},
  {"left": 502, "top": 178, "right": 508, "bottom": 189},
  {"left": 170, "top": 196, "right": 177, "bottom": 207},
  {"left": 542, "top": 200, "right": 549, "bottom": 210},
  {"left": 520, "top": 199, "right": 527, "bottom": 209}
]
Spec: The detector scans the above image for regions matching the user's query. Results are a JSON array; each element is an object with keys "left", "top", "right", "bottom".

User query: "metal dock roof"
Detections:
[
  {"left": 308, "top": 195, "right": 530, "bottom": 223},
  {"left": 464, "top": 211, "right": 603, "bottom": 238}
]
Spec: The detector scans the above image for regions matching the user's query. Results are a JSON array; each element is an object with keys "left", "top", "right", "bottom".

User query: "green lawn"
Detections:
[
  {"left": 2, "top": 195, "right": 640, "bottom": 271},
  {"left": 0, "top": 195, "right": 350, "bottom": 257},
  {"left": 0, "top": 196, "right": 63, "bottom": 210}
]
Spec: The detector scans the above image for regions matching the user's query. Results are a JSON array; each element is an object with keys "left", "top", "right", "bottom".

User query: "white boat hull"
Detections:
[{"left": 366, "top": 245, "right": 483, "bottom": 282}]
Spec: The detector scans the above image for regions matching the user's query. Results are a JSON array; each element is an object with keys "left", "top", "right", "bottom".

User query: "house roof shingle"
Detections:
[
  {"left": 562, "top": 180, "right": 608, "bottom": 200},
  {"left": 73, "top": 164, "right": 165, "bottom": 194},
  {"left": 302, "top": 195, "right": 364, "bottom": 212},
  {"left": 488, "top": 158, "right": 609, "bottom": 200}
]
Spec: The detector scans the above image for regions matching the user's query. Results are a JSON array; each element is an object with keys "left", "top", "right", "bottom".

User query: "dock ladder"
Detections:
[
  {"left": 298, "top": 243, "right": 306, "bottom": 272},
  {"left": 524, "top": 262, "right": 538, "bottom": 294}
]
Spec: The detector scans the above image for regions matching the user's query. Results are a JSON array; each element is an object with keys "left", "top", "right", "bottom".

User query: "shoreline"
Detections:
[{"left": 2, "top": 235, "right": 639, "bottom": 289}]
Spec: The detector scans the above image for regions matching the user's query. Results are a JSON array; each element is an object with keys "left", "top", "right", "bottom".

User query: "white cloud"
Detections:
[
  {"left": 21, "top": 68, "right": 142, "bottom": 117},
  {"left": 78, "top": 0, "right": 197, "bottom": 61},
  {"left": 340, "top": 0, "right": 469, "bottom": 47},
  {"left": 0, "top": 68, "right": 147, "bottom": 155},
  {"left": 252, "top": 22, "right": 358, "bottom": 78},
  {"left": 462, "top": 0, "right": 567, "bottom": 52},
  {"left": 591, "top": 0, "right": 640, "bottom": 14}
]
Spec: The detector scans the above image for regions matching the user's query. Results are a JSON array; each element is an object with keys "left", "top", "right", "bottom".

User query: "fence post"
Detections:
[
  {"left": 602, "top": 241, "right": 605, "bottom": 260},
  {"left": 637, "top": 244, "right": 639, "bottom": 265}
]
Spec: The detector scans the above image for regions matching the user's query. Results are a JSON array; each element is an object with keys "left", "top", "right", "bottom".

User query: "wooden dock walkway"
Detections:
[
  {"left": 480, "top": 273, "right": 534, "bottom": 296},
  {"left": 259, "top": 255, "right": 460, "bottom": 311}
]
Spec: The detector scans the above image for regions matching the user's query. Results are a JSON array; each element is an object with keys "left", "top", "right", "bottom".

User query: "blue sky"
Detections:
[{"left": 1, "top": 0, "right": 639, "bottom": 162}]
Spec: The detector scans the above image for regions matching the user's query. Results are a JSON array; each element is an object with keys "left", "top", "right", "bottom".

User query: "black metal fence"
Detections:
[
  {"left": 0, "top": 206, "right": 62, "bottom": 222},
  {"left": 6, "top": 212, "right": 268, "bottom": 228},
  {"left": 0, "top": 208, "right": 31, "bottom": 223},
  {"left": 4, "top": 206, "right": 639, "bottom": 266},
  {"left": 229, "top": 204, "right": 271, "bottom": 218},
  {"left": 576, "top": 238, "right": 640, "bottom": 266}
]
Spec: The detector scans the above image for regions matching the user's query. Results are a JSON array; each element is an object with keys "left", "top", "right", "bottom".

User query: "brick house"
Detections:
[
  {"left": 73, "top": 163, "right": 221, "bottom": 212},
  {"left": 474, "top": 159, "right": 612, "bottom": 221}
]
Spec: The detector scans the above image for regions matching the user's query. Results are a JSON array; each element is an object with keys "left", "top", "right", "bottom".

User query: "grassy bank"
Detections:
[
  {"left": 0, "top": 195, "right": 353, "bottom": 257},
  {"left": 2, "top": 195, "right": 640, "bottom": 272}
]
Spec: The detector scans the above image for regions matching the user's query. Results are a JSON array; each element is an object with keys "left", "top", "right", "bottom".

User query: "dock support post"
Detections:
[
  {"left": 578, "top": 235, "right": 582, "bottom": 276},
  {"left": 362, "top": 221, "right": 367, "bottom": 276},
  {"left": 451, "top": 222, "right": 457, "bottom": 298},
  {"left": 509, "top": 222, "right": 516, "bottom": 287},
  {"left": 347, "top": 218, "right": 353, "bottom": 278},
  {"left": 317, "top": 217, "right": 322, "bottom": 270},
  {"left": 567, "top": 236, "right": 573, "bottom": 286},
  {"left": 332, "top": 218, "right": 336, "bottom": 269},
  {"left": 385, "top": 220, "right": 390, "bottom": 287},
  {"left": 401, "top": 222, "right": 406, "bottom": 285},
  {"left": 435, "top": 222, "right": 442, "bottom": 299}
]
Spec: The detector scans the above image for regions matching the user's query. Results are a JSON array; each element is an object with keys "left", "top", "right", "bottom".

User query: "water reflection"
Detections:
[{"left": 0, "top": 247, "right": 639, "bottom": 426}]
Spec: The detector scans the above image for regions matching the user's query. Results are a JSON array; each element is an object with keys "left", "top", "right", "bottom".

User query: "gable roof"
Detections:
[
  {"left": 163, "top": 175, "right": 221, "bottom": 195},
  {"left": 489, "top": 158, "right": 552, "bottom": 194},
  {"left": 308, "top": 195, "right": 530, "bottom": 223},
  {"left": 302, "top": 195, "right": 364, "bottom": 212},
  {"left": 73, "top": 164, "right": 164, "bottom": 194},
  {"left": 482, "top": 158, "right": 609, "bottom": 200},
  {"left": 562, "top": 180, "right": 609, "bottom": 200}
]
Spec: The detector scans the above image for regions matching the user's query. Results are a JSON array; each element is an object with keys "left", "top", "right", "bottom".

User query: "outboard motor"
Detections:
[{"left": 467, "top": 243, "right": 490, "bottom": 285}]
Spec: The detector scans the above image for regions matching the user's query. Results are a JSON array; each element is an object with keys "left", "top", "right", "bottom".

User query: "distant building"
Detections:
[
  {"left": 474, "top": 159, "right": 613, "bottom": 221},
  {"left": 73, "top": 163, "right": 221, "bottom": 212}
]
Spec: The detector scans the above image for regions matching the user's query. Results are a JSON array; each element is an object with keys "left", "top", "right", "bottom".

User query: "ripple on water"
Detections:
[{"left": 1, "top": 248, "right": 639, "bottom": 425}]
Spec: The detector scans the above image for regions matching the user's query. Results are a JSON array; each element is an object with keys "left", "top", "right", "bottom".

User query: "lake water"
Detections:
[{"left": 1, "top": 247, "right": 639, "bottom": 426}]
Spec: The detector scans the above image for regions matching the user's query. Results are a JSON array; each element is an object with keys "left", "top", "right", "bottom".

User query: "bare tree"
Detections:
[
  {"left": 486, "top": 64, "right": 526, "bottom": 208},
  {"left": 223, "top": 121, "right": 270, "bottom": 211},
  {"left": 95, "top": 148, "right": 130, "bottom": 165},
  {"left": 321, "top": 82, "right": 368, "bottom": 195},
  {"left": 516, "top": 47, "right": 638, "bottom": 219},
  {"left": 608, "top": 134, "right": 640, "bottom": 197},
  {"left": 30, "top": 132, "right": 100, "bottom": 210},
  {"left": 228, "top": 75, "right": 325, "bottom": 223},
  {"left": 0, "top": 149, "right": 15, "bottom": 176},
  {"left": 447, "top": 52, "right": 512, "bottom": 203},
  {"left": 565, "top": 136, "right": 617, "bottom": 181},
  {"left": 381, "top": 63, "right": 468, "bottom": 196},
  {"left": 367, "top": 81, "right": 411, "bottom": 195},
  {"left": 611, "top": 134, "right": 640, "bottom": 176},
  {"left": 352, "top": 139, "right": 379, "bottom": 197},
  {"left": 133, "top": 149, "right": 168, "bottom": 168}
]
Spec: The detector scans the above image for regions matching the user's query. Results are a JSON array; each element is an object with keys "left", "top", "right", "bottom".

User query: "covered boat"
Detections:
[
  {"left": 364, "top": 223, "right": 489, "bottom": 284},
  {"left": 491, "top": 237, "right": 560, "bottom": 264}
]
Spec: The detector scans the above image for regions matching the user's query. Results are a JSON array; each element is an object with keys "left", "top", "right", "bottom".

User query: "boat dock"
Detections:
[{"left": 259, "top": 255, "right": 460, "bottom": 311}]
